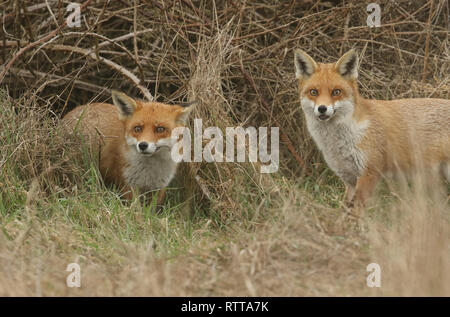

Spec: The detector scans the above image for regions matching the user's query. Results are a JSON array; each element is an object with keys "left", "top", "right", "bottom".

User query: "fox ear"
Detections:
[
  {"left": 335, "top": 49, "right": 358, "bottom": 80},
  {"left": 111, "top": 90, "right": 139, "bottom": 120},
  {"left": 175, "top": 102, "right": 195, "bottom": 125},
  {"left": 294, "top": 49, "right": 317, "bottom": 79}
]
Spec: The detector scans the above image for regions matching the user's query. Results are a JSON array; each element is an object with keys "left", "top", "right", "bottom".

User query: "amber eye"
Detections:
[
  {"left": 134, "top": 126, "right": 142, "bottom": 133},
  {"left": 155, "top": 126, "right": 166, "bottom": 133},
  {"left": 310, "top": 89, "right": 319, "bottom": 96},
  {"left": 332, "top": 89, "right": 341, "bottom": 96}
]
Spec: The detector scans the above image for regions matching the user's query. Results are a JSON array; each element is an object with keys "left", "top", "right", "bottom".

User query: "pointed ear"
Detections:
[
  {"left": 294, "top": 49, "right": 318, "bottom": 80},
  {"left": 111, "top": 90, "right": 139, "bottom": 120},
  {"left": 175, "top": 103, "right": 195, "bottom": 125},
  {"left": 335, "top": 49, "right": 358, "bottom": 80}
]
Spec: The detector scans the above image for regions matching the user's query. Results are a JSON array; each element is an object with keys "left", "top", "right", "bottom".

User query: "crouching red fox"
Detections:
[
  {"left": 62, "top": 90, "right": 193, "bottom": 202},
  {"left": 294, "top": 49, "right": 450, "bottom": 209}
]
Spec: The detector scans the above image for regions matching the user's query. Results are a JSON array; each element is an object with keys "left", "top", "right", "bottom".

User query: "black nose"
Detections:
[
  {"left": 318, "top": 105, "right": 327, "bottom": 114},
  {"left": 138, "top": 142, "right": 148, "bottom": 151}
]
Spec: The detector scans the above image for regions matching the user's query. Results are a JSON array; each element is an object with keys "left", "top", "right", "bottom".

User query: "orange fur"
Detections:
[
  {"left": 62, "top": 91, "right": 193, "bottom": 200},
  {"left": 295, "top": 49, "right": 450, "bottom": 208}
]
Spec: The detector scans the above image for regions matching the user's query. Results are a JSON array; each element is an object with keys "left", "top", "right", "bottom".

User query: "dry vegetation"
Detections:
[{"left": 0, "top": 0, "right": 449, "bottom": 296}]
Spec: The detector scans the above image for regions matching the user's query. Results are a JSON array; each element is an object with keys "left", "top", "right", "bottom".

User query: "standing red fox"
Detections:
[
  {"left": 62, "top": 90, "right": 193, "bottom": 201},
  {"left": 294, "top": 49, "right": 450, "bottom": 208}
]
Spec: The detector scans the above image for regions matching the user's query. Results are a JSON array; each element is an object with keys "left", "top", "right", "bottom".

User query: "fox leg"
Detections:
[
  {"left": 120, "top": 186, "right": 136, "bottom": 200},
  {"left": 343, "top": 184, "right": 356, "bottom": 206},
  {"left": 352, "top": 173, "right": 380, "bottom": 209},
  {"left": 142, "top": 188, "right": 166, "bottom": 209},
  {"left": 157, "top": 188, "right": 166, "bottom": 205}
]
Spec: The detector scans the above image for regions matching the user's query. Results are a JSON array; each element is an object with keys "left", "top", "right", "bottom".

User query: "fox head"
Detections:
[
  {"left": 294, "top": 49, "right": 359, "bottom": 122},
  {"left": 111, "top": 90, "right": 194, "bottom": 156}
]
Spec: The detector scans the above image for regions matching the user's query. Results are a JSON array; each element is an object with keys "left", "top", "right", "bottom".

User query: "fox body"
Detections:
[
  {"left": 62, "top": 91, "right": 193, "bottom": 200},
  {"left": 294, "top": 49, "right": 450, "bottom": 207}
]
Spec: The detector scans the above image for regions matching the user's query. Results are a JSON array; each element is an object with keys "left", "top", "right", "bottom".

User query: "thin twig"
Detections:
[
  {"left": 3, "top": 66, "right": 109, "bottom": 95},
  {"left": 39, "top": 44, "right": 153, "bottom": 101},
  {"left": 239, "top": 61, "right": 310, "bottom": 176},
  {"left": 0, "top": 0, "right": 93, "bottom": 83},
  {"left": 422, "top": 0, "right": 434, "bottom": 82}
]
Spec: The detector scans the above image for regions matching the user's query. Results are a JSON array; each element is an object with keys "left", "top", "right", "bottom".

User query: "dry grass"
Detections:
[
  {"left": 0, "top": 0, "right": 449, "bottom": 296},
  {"left": 368, "top": 175, "right": 450, "bottom": 296}
]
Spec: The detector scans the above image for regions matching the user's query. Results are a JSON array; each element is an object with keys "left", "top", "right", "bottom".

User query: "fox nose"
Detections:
[
  {"left": 138, "top": 142, "right": 148, "bottom": 151},
  {"left": 318, "top": 105, "right": 327, "bottom": 114}
]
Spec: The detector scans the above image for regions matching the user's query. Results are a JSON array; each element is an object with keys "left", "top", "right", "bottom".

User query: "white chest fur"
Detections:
[
  {"left": 123, "top": 150, "right": 177, "bottom": 191},
  {"left": 302, "top": 99, "right": 369, "bottom": 186}
]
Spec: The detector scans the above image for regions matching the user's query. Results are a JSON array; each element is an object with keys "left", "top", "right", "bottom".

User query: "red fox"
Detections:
[
  {"left": 294, "top": 49, "right": 450, "bottom": 208},
  {"left": 62, "top": 90, "right": 193, "bottom": 201}
]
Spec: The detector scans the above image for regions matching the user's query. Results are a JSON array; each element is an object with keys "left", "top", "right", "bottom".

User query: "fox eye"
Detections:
[
  {"left": 155, "top": 126, "right": 166, "bottom": 133},
  {"left": 332, "top": 89, "right": 341, "bottom": 96},
  {"left": 310, "top": 89, "right": 319, "bottom": 96},
  {"left": 134, "top": 126, "right": 142, "bottom": 133}
]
